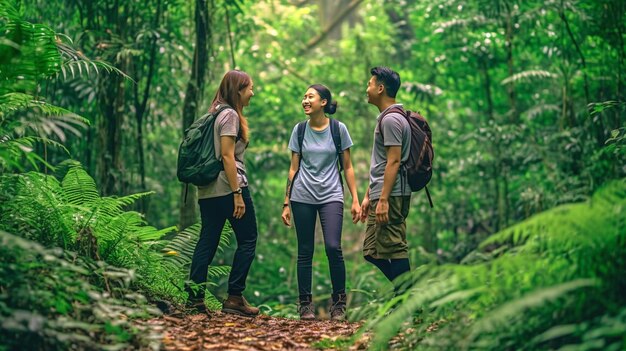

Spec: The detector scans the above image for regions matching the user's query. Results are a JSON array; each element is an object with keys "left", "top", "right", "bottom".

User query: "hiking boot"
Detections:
[
  {"left": 298, "top": 295, "right": 315, "bottom": 320},
  {"left": 222, "top": 295, "right": 259, "bottom": 317},
  {"left": 330, "top": 293, "right": 347, "bottom": 321},
  {"left": 186, "top": 298, "right": 209, "bottom": 315}
]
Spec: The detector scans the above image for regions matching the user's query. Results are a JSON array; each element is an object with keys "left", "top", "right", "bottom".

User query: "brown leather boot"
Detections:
[{"left": 222, "top": 295, "right": 259, "bottom": 317}]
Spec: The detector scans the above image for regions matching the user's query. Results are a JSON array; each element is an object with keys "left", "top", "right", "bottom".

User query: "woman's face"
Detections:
[
  {"left": 239, "top": 80, "right": 254, "bottom": 107},
  {"left": 301, "top": 88, "right": 326, "bottom": 116}
]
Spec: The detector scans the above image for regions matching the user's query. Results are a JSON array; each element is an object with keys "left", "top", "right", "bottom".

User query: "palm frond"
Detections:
[
  {"left": 0, "top": 93, "right": 89, "bottom": 142},
  {"left": 0, "top": 135, "right": 68, "bottom": 171},
  {"left": 56, "top": 41, "right": 132, "bottom": 82}
]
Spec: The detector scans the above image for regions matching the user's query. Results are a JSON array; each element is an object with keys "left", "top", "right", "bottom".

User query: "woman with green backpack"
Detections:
[
  {"left": 280, "top": 84, "right": 360, "bottom": 321},
  {"left": 185, "top": 70, "right": 259, "bottom": 317}
]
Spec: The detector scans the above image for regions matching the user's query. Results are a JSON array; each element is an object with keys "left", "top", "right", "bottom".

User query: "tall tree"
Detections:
[
  {"left": 132, "top": 0, "right": 164, "bottom": 212},
  {"left": 178, "top": 0, "right": 214, "bottom": 230}
]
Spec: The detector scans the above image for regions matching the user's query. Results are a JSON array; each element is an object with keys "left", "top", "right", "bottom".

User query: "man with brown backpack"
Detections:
[{"left": 360, "top": 66, "right": 434, "bottom": 284}]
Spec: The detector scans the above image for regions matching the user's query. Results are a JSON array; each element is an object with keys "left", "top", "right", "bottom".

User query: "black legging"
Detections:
[
  {"left": 188, "top": 187, "right": 258, "bottom": 297},
  {"left": 290, "top": 201, "right": 345, "bottom": 297}
]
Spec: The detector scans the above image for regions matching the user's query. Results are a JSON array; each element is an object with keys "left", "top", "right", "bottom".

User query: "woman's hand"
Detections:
[
  {"left": 360, "top": 197, "right": 370, "bottom": 223},
  {"left": 233, "top": 194, "right": 246, "bottom": 219},
  {"left": 351, "top": 200, "right": 361, "bottom": 224},
  {"left": 281, "top": 205, "right": 291, "bottom": 227}
]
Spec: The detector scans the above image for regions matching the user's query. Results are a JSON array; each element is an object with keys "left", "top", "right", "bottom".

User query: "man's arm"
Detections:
[{"left": 376, "top": 145, "right": 401, "bottom": 224}]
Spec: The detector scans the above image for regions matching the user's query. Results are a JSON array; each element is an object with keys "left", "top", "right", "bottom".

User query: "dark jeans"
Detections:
[
  {"left": 188, "top": 187, "right": 258, "bottom": 298},
  {"left": 291, "top": 201, "right": 345, "bottom": 297}
]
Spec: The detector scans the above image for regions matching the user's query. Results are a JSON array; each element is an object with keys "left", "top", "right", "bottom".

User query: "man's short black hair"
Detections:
[{"left": 370, "top": 66, "right": 401, "bottom": 98}]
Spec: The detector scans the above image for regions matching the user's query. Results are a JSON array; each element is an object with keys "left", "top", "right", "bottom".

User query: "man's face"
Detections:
[{"left": 366, "top": 76, "right": 381, "bottom": 105}]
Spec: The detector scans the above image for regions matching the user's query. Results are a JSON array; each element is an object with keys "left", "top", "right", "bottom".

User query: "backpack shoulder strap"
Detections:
[
  {"left": 296, "top": 121, "right": 307, "bottom": 155},
  {"left": 377, "top": 105, "right": 406, "bottom": 142},
  {"left": 214, "top": 104, "right": 231, "bottom": 115},
  {"left": 329, "top": 118, "right": 344, "bottom": 171}
]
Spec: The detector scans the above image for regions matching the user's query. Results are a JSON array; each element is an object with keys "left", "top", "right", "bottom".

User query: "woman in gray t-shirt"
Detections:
[
  {"left": 280, "top": 84, "right": 360, "bottom": 321},
  {"left": 186, "top": 70, "right": 259, "bottom": 317}
]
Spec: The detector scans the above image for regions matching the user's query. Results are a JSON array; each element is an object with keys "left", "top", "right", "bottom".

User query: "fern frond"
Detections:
[
  {"left": 207, "top": 265, "right": 231, "bottom": 280},
  {"left": 0, "top": 172, "right": 76, "bottom": 247},
  {"left": 0, "top": 7, "right": 61, "bottom": 94},
  {"left": 162, "top": 224, "right": 201, "bottom": 269},
  {"left": 113, "top": 191, "right": 156, "bottom": 208},
  {"left": 98, "top": 211, "right": 145, "bottom": 244},
  {"left": 369, "top": 275, "right": 459, "bottom": 349},
  {"left": 522, "top": 103, "right": 561, "bottom": 120},
  {"left": 61, "top": 165, "right": 99, "bottom": 205},
  {"left": 467, "top": 279, "right": 597, "bottom": 339},
  {"left": 204, "top": 292, "right": 223, "bottom": 311},
  {"left": 501, "top": 70, "right": 556, "bottom": 85}
]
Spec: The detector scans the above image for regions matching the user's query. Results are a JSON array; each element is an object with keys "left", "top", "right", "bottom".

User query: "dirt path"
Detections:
[{"left": 150, "top": 311, "right": 368, "bottom": 350}]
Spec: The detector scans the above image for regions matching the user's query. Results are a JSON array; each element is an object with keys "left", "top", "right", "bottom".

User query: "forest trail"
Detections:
[{"left": 150, "top": 311, "right": 368, "bottom": 350}]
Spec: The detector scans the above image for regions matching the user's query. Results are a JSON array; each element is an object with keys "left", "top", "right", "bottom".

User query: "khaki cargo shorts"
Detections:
[{"left": 363, "top": 196, "right": 411, "bottom": 259}]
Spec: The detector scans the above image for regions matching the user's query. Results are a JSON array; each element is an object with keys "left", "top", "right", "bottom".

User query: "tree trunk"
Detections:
[
  {"left": 480, "top": 56, "right": 500, "bottom": 231},
  {"left": 609, "top": 0, "right": 625, "bottom": 126},
  {"left": 504, "top": 3, "right": 518, "bottom": 123},
  {"left": 179, "top": 0, "right": 213, "bottom": 231},
  {"left": 384, "top": 0, "right": 416, "bottom": 61},
  {"left": 133, "top": 0, "right": 162, "bottom": 213},
  {"left": 480, "top": 57, "right": 494, "bottom": 122},
  {"left": 97, "top": 72, "right": 125, "bottom": 196}
]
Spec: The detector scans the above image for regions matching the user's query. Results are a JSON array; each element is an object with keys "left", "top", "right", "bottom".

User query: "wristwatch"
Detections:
[{"left": 232, "top": 187, "right": 243, "bottom": 195}]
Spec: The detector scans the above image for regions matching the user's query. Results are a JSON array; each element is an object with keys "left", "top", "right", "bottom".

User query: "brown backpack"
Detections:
[{"left": 378, "top": 106, "right": 434, "bottom": 207}]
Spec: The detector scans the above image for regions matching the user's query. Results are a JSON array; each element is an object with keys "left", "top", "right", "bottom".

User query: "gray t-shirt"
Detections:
[
  {"left": 288, "top": 120, "right": 353, "bottom": 204},
  {"left": 198, "top": 108, "right": 248, "bottom": 199},
  {"left": 368, "top": 104, "right": 411, "bottom": 201}
]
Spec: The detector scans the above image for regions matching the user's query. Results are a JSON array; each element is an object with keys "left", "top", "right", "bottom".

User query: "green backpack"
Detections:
[{"left": 176, "top": 104, "right": 232, "bottom": 186}]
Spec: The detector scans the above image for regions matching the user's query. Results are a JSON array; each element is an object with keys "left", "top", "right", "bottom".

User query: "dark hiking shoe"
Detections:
[
  {"left": 222, "top": 295, "right": 259, "bottom": 317},
  {"left": 298, "top": 295, "right": 315, "bottom": 320},
  {"left": 186, "top": 298, "right": 209, "bottom": 315},
  {"left": 330, "top": 293, "right": 347, "bottom": 321}
]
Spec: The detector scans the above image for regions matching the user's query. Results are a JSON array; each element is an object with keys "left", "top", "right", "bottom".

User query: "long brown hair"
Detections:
[{"left": 210, "top": 70, "right": 250, "bottom": 142}]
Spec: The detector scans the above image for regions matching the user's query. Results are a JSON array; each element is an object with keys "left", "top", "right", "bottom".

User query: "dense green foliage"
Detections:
[
  {"left": 352, "top": 179, "right": 626, "bottom": 350},
  {"left": 0, "top": 230, "right": 162, "bottom": 350},
  {"left": 1, "top": 0, "right": 625, "bottom": 349}
]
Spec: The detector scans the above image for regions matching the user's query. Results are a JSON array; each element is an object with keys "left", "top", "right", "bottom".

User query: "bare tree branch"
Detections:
[{"left": 298, "top": 0, "right": 364, "bottom": 55}]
